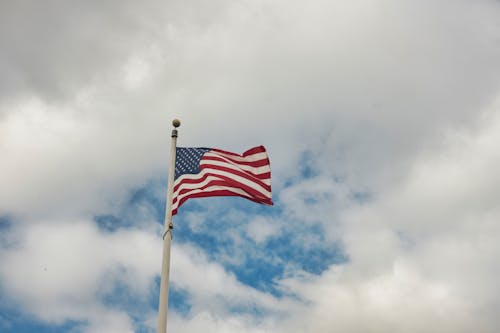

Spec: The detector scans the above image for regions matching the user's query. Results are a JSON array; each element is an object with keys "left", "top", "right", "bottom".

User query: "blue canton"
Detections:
[{"left": 175, "top": 148, "right": 211, "bottom": 180}]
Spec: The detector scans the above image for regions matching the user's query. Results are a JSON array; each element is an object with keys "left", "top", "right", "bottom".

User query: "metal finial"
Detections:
[{"left": 172, "top": 119, "right": 181, "bottom": 128}]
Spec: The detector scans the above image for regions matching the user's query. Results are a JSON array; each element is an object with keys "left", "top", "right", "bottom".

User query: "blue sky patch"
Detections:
[
  {"left": 298, "top": 150, "right": 319, "bottom": 179},
  {"left": 170, "top": 195, "right": 346, "bottom": 298},
  {"left": 0, "top": 215, "right": 10, "bottom": 230},
  {"left": 0, "top": 305, "right": 85, "bottom": 333},
  {"left": 168, "top": 286, "right": 192, "bottom": 316},
  {"left": 93, "top": 178, "right": 167, "bottom": 232}
]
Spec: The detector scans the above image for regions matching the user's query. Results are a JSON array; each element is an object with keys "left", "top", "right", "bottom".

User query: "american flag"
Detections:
[{"left": 172, "top": 145, "right": 273, "bottom": 215}]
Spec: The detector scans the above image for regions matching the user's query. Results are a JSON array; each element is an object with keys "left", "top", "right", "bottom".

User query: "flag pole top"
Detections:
[{"left": 172, "top": 119, "right": 181, "bottom": 128}]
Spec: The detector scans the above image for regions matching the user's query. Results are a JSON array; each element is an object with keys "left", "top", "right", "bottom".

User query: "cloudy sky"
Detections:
[{"left": 1, "top": 0, "right": 500, "bottom": 332}]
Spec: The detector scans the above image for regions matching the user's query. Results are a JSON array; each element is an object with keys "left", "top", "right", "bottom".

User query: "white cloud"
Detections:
[
  {"left": 1, "top": 0, "right": 500, "bottom": 332},
  {"left": 0, "top": 219, "right": 161, "bottom": 330},
  {"left": 278, "top": 96, "right": 500, "bottom": 333},
  {"left": 170, "top": 311, "right": 271, "bottom": 333},
  {"left": 278, "top": 260, "right": 490, "bottom": 333},
  {"left": 84, "top": 309, "right": 135, "bottom": 333},
  {"left": 170, "top": 243, "right": 290, "bottom": 315},
  {"left": 123, "top": 55, "right": 153, "bottom": 91},
  {"left": 246, "top": 216, "right": 281, "bottom": 244},
  {"left": 1, "top": 0, "right": 499, "bottom": 219}
]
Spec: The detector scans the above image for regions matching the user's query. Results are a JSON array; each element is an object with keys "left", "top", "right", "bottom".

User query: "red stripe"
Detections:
[
  {"left": 199, "top": 164, "right": 271, "bottom": 191},
  {"left": 172, "top": 189, "right": 273, "bottom": 215},
  {"left": 173, "top": 169, "right": 271, "bottom": 194},
  {"left": 172, "top": 145, "right": 272, "bottom": 215},
  {"left": 202, "top": 155, "right": 270, "bottom": 168},
  {"left": 210, "top": 149, "right": 268, "bottom": 164},
  {"left": 178, "top": 189, "right": 273, "bottom": 206},
  {"left": 174, "top": 170, "right": 271, "bottom": 192},
  {"left": 242, "top": 145, "right": 267, "bottom": 156},
  {"left": 173, "top": 160, "right": 271, "bottom": 193},
  {"left": 257, "top": 172, "right": 271, "bottom": 180},
  {"left": 173, "top": 187, "right": 271, "bottom": 208},
  {"left": 210, "top": 145, "right": 266, "bottom": 157},
  {"left": 173, "top": 175, "right": 271, "bottom": 205},
  {"left": 174, "top": 183, "right": 270, "bottom": 207}
]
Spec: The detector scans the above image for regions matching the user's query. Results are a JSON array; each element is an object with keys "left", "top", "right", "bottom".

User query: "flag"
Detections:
[{"left": 172, "top": 145, "right": 273, "bottom": 215}]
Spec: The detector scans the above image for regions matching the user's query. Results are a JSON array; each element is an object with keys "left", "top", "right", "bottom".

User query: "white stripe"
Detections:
[
  {"left": 200, "top": 158, "right": 270, "bottom": 175},
  {"left": 173, "top": 170, "right": 271, "bottom": 199},
  {"left": 205, "top": 151, "right": 269, "bottom": 165},
  {"left": 211, "top": 151, "right": 268, "bottom": 163},
  {"left": 260, "top": 178, "right": 271, "bottom": 186},
  {"left": 174, "top": 165, "right": 271, "bottom": 189},
  {"left": 172, "top": 185, "right": 255, "bottom": 210}
]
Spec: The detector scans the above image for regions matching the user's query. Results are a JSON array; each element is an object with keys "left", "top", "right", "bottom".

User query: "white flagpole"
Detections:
[{"left": 157, "top": 119, "right": 181, "bottom": 333}]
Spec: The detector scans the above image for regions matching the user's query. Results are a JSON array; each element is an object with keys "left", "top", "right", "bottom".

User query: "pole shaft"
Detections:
[{"left": 157, "top": 128, "right": 178, "bottom": 333}]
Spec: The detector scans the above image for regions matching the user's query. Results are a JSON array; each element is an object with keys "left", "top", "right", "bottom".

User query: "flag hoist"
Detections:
[
  {"left": 157, "top": 119, "right": 273, "bottom": 333},
  {"left": 157, "top": 119, "right": 180, "bottom": 333}
]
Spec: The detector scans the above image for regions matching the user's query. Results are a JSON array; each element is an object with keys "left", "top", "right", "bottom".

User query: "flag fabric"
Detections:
[{"left": 172, "top": 145, "right": 273, "bottom": 215}]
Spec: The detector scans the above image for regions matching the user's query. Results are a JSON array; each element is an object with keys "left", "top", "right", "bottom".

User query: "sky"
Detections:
[{"left": 1, "top": 0, "right": 500, "bottom": 332}]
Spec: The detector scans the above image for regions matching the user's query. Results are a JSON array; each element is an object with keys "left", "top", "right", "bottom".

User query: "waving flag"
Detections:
[{"left": 172, "top": 145, "right": 273, "bottom": 215}]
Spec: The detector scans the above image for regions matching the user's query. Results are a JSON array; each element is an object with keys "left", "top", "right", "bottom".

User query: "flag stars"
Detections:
[
  {"left": 175, "top": 147, "right": 210, "bottom": 179},
  {"left": 171, "top": 145, "right": 273, "bottom": 215}
]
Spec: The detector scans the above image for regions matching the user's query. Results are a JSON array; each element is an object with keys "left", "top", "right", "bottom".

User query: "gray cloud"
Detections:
[
  {"left": 1, "top": 0, "right": 500, "bottom": 332},
  {"left": 0, "top": 0, "right": 166, "bottom": 101}
]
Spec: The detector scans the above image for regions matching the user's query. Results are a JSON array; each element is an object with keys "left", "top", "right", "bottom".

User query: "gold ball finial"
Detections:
[{"left": 172, "top": 119, "right": 181, "bottom": 128}]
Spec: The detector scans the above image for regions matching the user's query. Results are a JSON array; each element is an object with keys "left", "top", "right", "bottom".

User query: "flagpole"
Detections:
[{"left": 157, "top": 118, "right": 180, "bottom": 333}]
